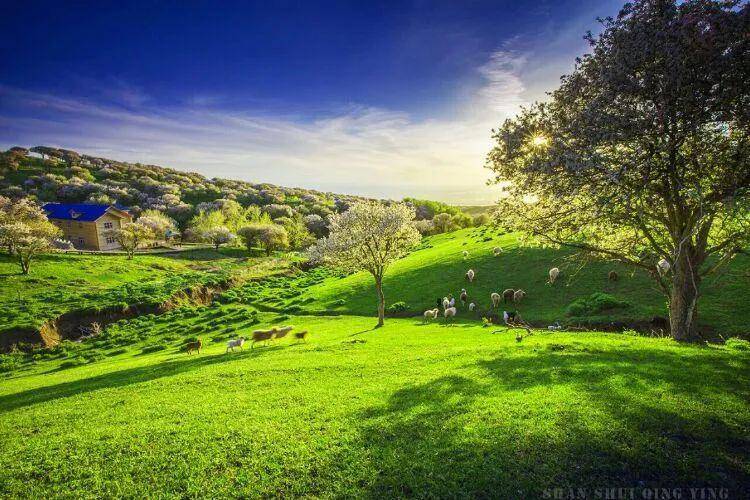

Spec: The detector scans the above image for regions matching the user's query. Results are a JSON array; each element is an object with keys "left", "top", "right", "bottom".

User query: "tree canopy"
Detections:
[{"left": 486, "top": 0, "right": 750, "bottom": 340}]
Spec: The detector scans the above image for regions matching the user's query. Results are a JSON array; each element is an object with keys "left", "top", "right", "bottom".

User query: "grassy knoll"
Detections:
[
  {"left": 0, "top": 248, "right": 289, "bottom": 337},
  {"left": 1, "top": 311, "right": 749, "bottom": 497},
  {"left": 295, "top": 227, "right": 750, "bottom": 335}
]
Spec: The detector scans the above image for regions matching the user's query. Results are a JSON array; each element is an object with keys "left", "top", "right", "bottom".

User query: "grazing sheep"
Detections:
[
  {"left": 491, "top": 292, "right": 501, "bottom": 308},
  {"left": 423, "top": 308, "right": 440, "bottom": 323},
  {"left": 549, "top": 267, "right": 560, "bottom": 284},
  {"left": 513, "top": 289, "right": 526, "bottom": 303},
  {"left": 185, "top": 339, "right": 202, "bottom": 355},
  {"left": 444, "top": 306, "right": 457, "bottom": 323},
  {"left": 460, "top": 289, "right": 468, "bottom": 307},
  {"left": 226, "top": 337, "right": 246, "bottom": 353},
  {"left": 493, "top": 246, "right": 503, "bottom": 256},
  {"left": 462, "top": 250, "right": 469, "bottom": 259},
  {"left": 294, "top": 330, "right": 309, "bottom": 342},
  {"left": 465, "top": 269, "right": 475, "bottom": 282},
  {"left": 468, "top": 302, "right": 476, "bottom": 312},
  {"left": 502, "top": 288, "right": 515, "bottom": 303},
  {"left": 657, "top": 258, "right": 671, "bottom": 276},
  {"left": 443, "top": 297, "right": 450, "bottom": 309},
  {"left": 273, "top": 325, "right": 294, "bottom": 339},
  {"left": 251, "top": 328, "right": 276, "bottom": 348},
  {"left": 608, "top": 270, "right": 619, "bottom": 282}
]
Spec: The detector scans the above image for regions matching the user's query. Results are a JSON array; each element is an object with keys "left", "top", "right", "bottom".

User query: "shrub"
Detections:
[
  {"left": 107, "top": 348, "right": 128, "bottom": 356},
  {"left": 60, "top": 356, "right": 88, "bottom": 369},
  {"left": 388, "top": 301, "right": 408, "bottom": 313},
  {"left": 725, "top": 338, "right": 750, "bottom": 351},
  {"left": 0, "top": 352, "right": 24, "bottom": 373},
  {"left": 141, "top": 344, "right": 167, "bottom": 354},
  {"left": 566, "top": 293, "right": 629, "bottom": 317}
]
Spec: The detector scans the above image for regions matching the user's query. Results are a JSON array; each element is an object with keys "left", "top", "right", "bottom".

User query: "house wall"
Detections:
[
  {"left": 95, "top": 213, "right": 127, "bottom": 251},
  {"left": 51, "top": 219, "right": 102, "bottom": 250}
]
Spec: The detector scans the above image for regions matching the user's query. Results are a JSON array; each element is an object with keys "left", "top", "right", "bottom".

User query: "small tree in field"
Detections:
[
  {"left": 237, "top": 224, "right": 268, "bottom": 253},
  {"left": 203, "top": 226, "right": 235, "bottom": 250},
  {"left": 258, "top": 225, "right": 289, "bottom": 256},
  {"left": 310, "top": 201, "right": 421, "bottom": 327},
  {"left": 486, "top": 0, "right": 749, "bottom": 340},
  {"left": 105, "top": 222, "right": 153, "bottom": 259},
  {"left": 0, "top": 196, "right": 61, "bottom": 274}
]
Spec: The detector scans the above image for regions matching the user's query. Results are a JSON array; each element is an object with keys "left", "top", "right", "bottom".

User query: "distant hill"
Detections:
[{"left": 0, "top": 146, "right": 378, "bottom": 229}]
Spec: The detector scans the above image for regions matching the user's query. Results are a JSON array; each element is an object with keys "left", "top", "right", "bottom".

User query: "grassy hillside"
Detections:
[
  {"left": 1, "top": 312, "right": 749, "bottom": 497},
  {"left": 295, "top": 227, "right": 750, "bottom": 336},
  {"left": 0, "top": 248, "right": 289, "bottom": 337}
]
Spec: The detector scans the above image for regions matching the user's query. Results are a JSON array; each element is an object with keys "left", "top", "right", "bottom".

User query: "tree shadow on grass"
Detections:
[
  {"left": 0, "top": 347, "right": 282, "bottom": 414},
  {"left": 346, "top": 347, "right": 750, "bottom": 497}
]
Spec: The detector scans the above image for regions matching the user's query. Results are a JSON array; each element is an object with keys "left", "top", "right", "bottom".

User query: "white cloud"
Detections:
[{"left": 0, "top": 50, "right": 530, "bottom": 204}]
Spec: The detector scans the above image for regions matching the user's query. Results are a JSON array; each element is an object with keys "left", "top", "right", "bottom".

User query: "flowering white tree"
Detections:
[
  {"left": 0, "top": 196, "right": 61, "bottom": 274},
  {"left": 104, "top": 221, "right": 154, "bottom": 259},
  {"left": 310, "top": 201, "right": 421, "bottom": 327}
]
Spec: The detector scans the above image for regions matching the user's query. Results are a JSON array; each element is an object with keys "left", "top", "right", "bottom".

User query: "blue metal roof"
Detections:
[{"left": 43, "top": 203, "right": 129, "bottom": 222}]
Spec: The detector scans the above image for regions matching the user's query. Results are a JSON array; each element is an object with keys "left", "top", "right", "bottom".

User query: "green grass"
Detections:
[
  {"left": 1, "top": 226, "right": 749, "bottom": 496},
  {"left": 0, "top": 248, "right": 288, "bottom": 336},
  {"left": 297, "top": 227, "right": 750, "bottom": 335},
  {"left": 1, "top": 314, "right": 749, "bottom": 497}
]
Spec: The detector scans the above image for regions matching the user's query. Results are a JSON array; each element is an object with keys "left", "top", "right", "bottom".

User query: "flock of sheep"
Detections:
[
  {"left": 423, "top": 245, "right": 643, "bottom": 325},
  {"left": 185, "top": 325, "right": 309, "bottom": 355}
]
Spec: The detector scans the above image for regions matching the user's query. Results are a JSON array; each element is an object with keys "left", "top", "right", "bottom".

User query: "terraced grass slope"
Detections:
[
  {"left": 297, "top": 228, "right": 750, "bottom": 335},
  {"left": 0, "top": 248, "right": 290, "bottom": 343},
  {"left": 1, "top": 312, "right": 749, "bottom": 497}
]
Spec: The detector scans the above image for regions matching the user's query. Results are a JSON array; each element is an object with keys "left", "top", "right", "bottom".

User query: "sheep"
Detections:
[
  {"left": 493, "top": 246, "right": 503, "bottom": 256},
  {"left": 549, "top": 267, "right": 560, "bottom": 284},
  {"left": 608, "top": 270, "right": 619, "bottom": 282},
  {"left": 491, "top": 292, "right": 501, "bottom": 308},
  {"left": 294, "top": 330, "right": 309, "bottom": 342},
  {"left": 251, "top": 328, "right": 277, "bottom": 348},
  {"left": 226, "top": 337, "right": 246, "bottom": 353},
  {"left": 442, "top": 297, "right": 450, "bottom": 309},
  {"left": 657, "top": 258, "right": 671, "bottom": 276},
  {"left": 513, "top": 289, "right": 526, "bottom": 303},
  {"left": 460, "top": 289, "right": 468, "bottom": 307},
  {"left": 468, "top": 302, "right": 476, "bottom": 312},
  {"left": 462, "top": 250, "right": 469, "bottom": 259},
  {"left": 465, "top": 269, "right": 475, "bottom": 282},
  {"left": 444, "top": 306, "right": 457, "bottom": 323},
  {"left": 502, "top": 288, "right": 515, "bottom": 303},
  {"left": 423, "top": 308, "right": 440, "bottom": 323},
  {"left": 185, "top": 339, "right": 202, "bottom": 355},
  {"left": 273, "top": 325, "right": 294, "bottom": 339}
]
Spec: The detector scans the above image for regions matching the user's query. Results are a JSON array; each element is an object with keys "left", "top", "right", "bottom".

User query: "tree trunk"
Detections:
[
  {"left": 375, "top": 276, "right": 385, "bottom": 328},
  {"left": 19, "top": 254, "right": 29, "bottom": 275},
  {"left": 669, "top": 257, "right": 701, "bottom": 341}
]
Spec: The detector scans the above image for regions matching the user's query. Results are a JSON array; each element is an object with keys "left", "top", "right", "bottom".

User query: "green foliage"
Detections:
[
  {"left": 725, "top": 338, "right": 750, "bottom": 351},
  {"left": 565, "top": 293, "right": 629, "bottom": 317},
  {"left": 387, "top": 301, "right": 408, "bottom": 313}
]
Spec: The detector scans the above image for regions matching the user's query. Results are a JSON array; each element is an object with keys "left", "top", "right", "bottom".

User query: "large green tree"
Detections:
[{"left": 486, "top": 0, "right": 749, "bottom": 340}]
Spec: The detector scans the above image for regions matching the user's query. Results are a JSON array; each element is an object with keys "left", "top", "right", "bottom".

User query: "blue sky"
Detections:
[{"left": 0, "top": 0, "right": 623, "bottom": 203}]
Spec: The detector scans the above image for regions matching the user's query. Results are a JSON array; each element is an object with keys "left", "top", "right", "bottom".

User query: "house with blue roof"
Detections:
[{"left": 43, "top": 203, "right": 132, "bottom": 251}]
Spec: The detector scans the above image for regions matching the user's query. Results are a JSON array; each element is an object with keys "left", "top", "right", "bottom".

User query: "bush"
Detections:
[
  {"left": 60, "top": 356, "right": 88, "bottom": 369},
  {"left": 388, "top": 301, "right": 408, "bottom": 313},
  {"left": 566, "top": 293, "right": 629, "bottom": 317},
  {"left": 725, "top": 338, "right": 750, "bottom": 351},
  {"left": 0, "top": 352, "right": 24, "bottom": 373},
  {"left": 141, "top": 344, "right": 167, "bottom": 354},
  {"left": 107, "top": 348, "right": 128, "bottom": 356}
]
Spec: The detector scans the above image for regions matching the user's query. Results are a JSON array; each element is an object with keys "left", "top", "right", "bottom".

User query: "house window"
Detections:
[
  {"left": 105, "top": 237, "right": 116, "bottom": 244},
  {"left": 103, "top": 222, "right": 113, "bottom": 229},
  {"left": 78, "top": 223, "right": 83, "bottom": 228},
  {"left": 67, "top": 221, "right": 72, "bottom": 227}
]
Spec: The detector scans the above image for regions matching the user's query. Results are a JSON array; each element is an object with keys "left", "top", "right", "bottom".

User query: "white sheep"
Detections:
[
  {"left": 513, "top": 289, "right": 526, "bottom": 303},
  {"left": 549, "top": 267, "right": 560, "bottom": 284},
  {"left": 444, "top": 306, "right": 457, "bottom": 323},
  {"left": 468, "top": 302, "right": 476, "bottom": 312},
  {"left": 460, "top": 289, "right": 467, "bottom": 306},
  {"left": 493, "top": 246, "right": 503, "bottom": 256},
  {"left": 442, "top": 297, "right": 450, "bottom": 309},
  {"left": 423, "top": 308, "right": 440, "bottom": 323},
  {"left": 226, "top": 337, "right": 246, "bottom": 353},
  {"left": 657, "top": 258, "right": 671, "bottom": 276},
  {"left": 490, "top": 292, "right": 501, "bottom": 308},
  {"left": 465, "top": 269, "right": 475, "bottom": 282}
]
